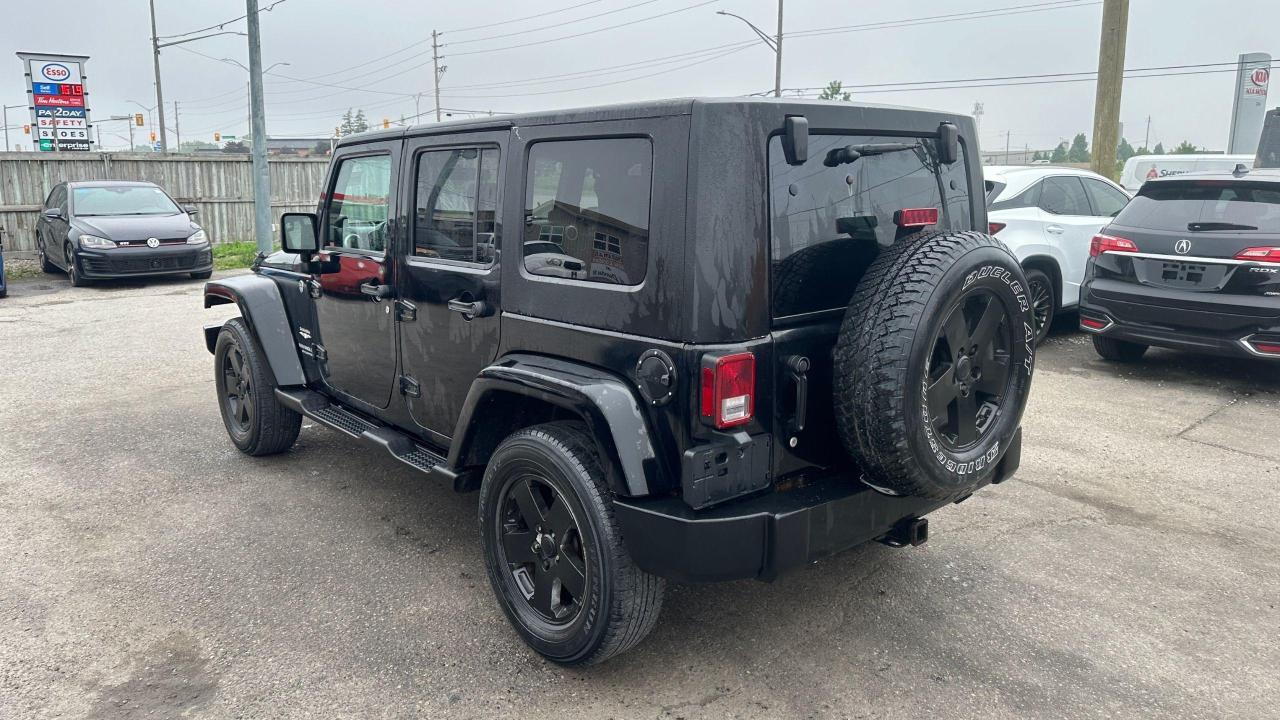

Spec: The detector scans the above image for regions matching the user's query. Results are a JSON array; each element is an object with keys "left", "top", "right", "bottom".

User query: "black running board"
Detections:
[{"left": 275, "top": 387, "right": 470, "bottom": 489}]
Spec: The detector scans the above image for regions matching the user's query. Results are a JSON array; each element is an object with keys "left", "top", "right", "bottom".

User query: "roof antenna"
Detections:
[{"left": 1233, "top": 163, "right": 1250, "bottom": 177}]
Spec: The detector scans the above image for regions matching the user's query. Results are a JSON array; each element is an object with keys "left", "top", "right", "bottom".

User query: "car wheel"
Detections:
[
  {"left": 191, "top": 270, "right": 213, "bottom": 280},
  {"left": 479, "top": 421, "right": 664, "bottom": 666},
  {"left": 214, "top": 317, "right": 302, "bottom": 456},
  {"left": 833, "top": 230, "right": 1036, "bottom": 500},
  {"left": 38, "top": 243, "right": 57, "bottom": 273},
  {"left": 1025, "top": 268, "right": 1056, "bottom": 346},
  {"left": 64, "top": 244, "right": 88, "bottom": 287},
  {"left": 1092, "top": 334, "right": 1148, "bottom": 362}
]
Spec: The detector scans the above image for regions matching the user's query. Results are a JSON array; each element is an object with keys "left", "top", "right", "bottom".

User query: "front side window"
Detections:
[
  {"left": 413, "top": 147, "right": 499, "bottom": 263},
  {"left": 72, "top": 186, "right": 179, "bottom": 216},
  {"left": 1082, "top": 178, "right": 1130, "bottom": 217},
  {"left": 769, "top": 133, "right": 972, "bottom": 317},
  {"left": 325, "top": 154, "right": 391, "bottom": 253},
  {"left": 1038, "top": 176, "right": 1092, "bottom": 216},
  {"left": 524, "top": 138, "right": 652, "bottom": 285}
]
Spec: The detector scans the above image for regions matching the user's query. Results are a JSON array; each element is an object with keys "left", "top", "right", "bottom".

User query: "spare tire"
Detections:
[{"left": 833, "top": 230, "right": 1035, "bottom": 499}]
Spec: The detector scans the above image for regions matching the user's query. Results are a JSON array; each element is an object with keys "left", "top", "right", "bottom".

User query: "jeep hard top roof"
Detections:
[{"left": 336, "top": 97, "right": 966, "bottom": 149}]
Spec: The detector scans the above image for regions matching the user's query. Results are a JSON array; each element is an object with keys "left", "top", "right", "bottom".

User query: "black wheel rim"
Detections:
[
  {"left": 1029, "top": 278, "right": 1052, "bottom": 339},
  {"left": 65, "top": 247, "right": 76, "bottom": 282},
  {"left": 495, "top": 474, "right": 587, "bottom": 625},
  {"left": 221, "top": 342, "right": 254, "bottom": 433},
  {"left": 925, "top": 289, "right": 1014, "bottom": 452}
]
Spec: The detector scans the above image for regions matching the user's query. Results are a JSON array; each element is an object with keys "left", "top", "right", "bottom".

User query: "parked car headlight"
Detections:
[
  {"left": 79, "top": 234, "right": 116, "bottom": 249},
  {"left": 545, "top": 257, "right": 564, "bottom": 266},
  {"left": 186, "top": 229, "right": 208, "bottom": 245}
]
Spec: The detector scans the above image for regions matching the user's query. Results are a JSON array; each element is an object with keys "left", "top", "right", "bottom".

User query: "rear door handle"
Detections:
[
  {"left": 360, "top": 282, "right": 393, "bottom": 300},
  {"left": 1046, "top": 225, "right": 1065, "bottom": 235},
  {"left": 448, "top": 298, "right": 488, "bottom": 319}
]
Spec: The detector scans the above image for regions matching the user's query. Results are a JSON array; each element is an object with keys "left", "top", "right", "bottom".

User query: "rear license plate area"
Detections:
[{"left": 1160, "top": 261, "right": 1208, "bottom": 285}]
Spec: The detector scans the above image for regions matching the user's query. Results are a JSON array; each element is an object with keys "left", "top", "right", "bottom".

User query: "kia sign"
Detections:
[
  {"left": 16, "top": 52, "right": 93, "bottom": 152},
  {"left": 1228, "top": 52, "right": 1271, "bottom": 155}
]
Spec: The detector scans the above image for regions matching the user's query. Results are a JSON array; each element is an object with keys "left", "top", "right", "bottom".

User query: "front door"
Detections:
[
  {"left": 396, "top": 134, "right": 505, "bottom": 441},
  {"left": 314, "top": 145, "right": 400, "bottom": 411}
]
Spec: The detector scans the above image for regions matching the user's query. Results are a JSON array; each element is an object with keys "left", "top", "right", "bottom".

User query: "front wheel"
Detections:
[
  {"left": 479, "top": 421, "right": 664, "bottom": 666},
  {"left": 213, "top": 317, "right": 302, "bottom": 455},
  {"left": 191, "top": 270, "right": 213, "bottom": 280},
  {"left": 65, "top": 245, "right": 88, "bottom": 287}
]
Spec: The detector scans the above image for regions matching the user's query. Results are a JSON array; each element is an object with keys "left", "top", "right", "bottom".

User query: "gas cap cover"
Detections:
[{"left": 635, "top": 349, "right": 677, "bottom": 406}]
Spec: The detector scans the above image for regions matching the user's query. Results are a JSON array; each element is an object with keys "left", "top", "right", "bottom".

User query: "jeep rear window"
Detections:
[
  {"left": 769, "top": 134, "right": 972, "bottom": 317},
  {"left": 1114, "top": 181, "right": 1280, "bottom": 233},
  {"left": 524, "top": 138, "right": 652, "bottom": 286}
]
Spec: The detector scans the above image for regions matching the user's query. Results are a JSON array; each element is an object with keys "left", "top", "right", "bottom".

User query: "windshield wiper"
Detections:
[
  {"left": 1188, "top": 221, "right": 1257, "bottom": 231},
  {"left": 824, "top": 142, "right": 921, "bottom": 167}
]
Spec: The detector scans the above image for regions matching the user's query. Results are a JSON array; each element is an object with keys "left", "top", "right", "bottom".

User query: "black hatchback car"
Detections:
[
  {"left": 36, "top": 180, "right": 213, "bottom": 286},
  {"left": 1079, "top": 167, "right": 1280, "bottom": 361}
]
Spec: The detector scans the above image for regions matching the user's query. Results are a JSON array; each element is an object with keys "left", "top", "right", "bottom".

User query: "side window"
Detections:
[
  {"left": 412, "top": 147, "right": 499, "bottom": 263},
  {"left": 324, "top": 154, "right": 392, "bottom": 254},
  {"left": 1082, "top": 178, "right": 1130, "bottom": 217},
  {"left": 1039, "top": 176, "right": 1092, "bottom": 216},
  {"left": 524, "top": 138, "right": 652, "bottom": 285},
  {"left": 989, "top": 181, "right": 1041, "bottom": 211},
  {"left": 46, "top": 186, "right": 66, "bottom": 211}
]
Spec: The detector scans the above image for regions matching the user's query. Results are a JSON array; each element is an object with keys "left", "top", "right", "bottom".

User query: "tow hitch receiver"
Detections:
[{"left": 879, "top": 518, "right": 929, "bottom": 548}]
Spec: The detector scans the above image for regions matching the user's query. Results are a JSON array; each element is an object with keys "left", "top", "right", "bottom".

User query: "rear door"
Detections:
[
  {"left": 395, "top": 133, "right": 505, "bottom": 442},
  {"left": 1038, "top": 175, "right": 1101, "bottom": 302}
]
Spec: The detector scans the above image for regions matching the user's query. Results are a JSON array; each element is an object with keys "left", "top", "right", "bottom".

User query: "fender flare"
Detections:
[
  {"left": 449, "top": 353, "right": 660, "bottom": 497},
  {"left": 203, "top": 274, "right": 306, "bottom": 387}
]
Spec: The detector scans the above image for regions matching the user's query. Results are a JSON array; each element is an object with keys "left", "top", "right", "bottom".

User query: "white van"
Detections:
[{"left": 1119, "top": 154, "right": 1254, "bottom": 192}]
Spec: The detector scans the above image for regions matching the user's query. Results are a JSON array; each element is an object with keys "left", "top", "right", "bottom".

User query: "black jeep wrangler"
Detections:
[{"left": 203, "top": 98, "right": 1034, "bottom": 665}]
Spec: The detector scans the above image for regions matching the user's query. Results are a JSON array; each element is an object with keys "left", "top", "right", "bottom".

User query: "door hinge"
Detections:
[
  {"left": 399, "top": 375, "right": 421, "bottom": 398},
  {"left": 313, "top": 343, "right": 328, "bottom": 362},
  {"left": 396, "top": 299, "right": 417, "bottom": 321}
]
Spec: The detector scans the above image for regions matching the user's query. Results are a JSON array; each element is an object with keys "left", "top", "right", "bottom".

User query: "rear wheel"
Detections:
[
  {"left": 479, "top": 421, "right": 664, "bottom": 666},
  {"left": 1092, "top": 334, "right": 1148, "bottom": 362},
  {"left": 214, "top": 317, "right": 302, "bottom": 455},
  {"left": 1025, "top": 268, "right": 1056, "bottom": 346},
  {"left": 38, "top": 243, "right": 57, "bottom": 273},
  {"left": 834, "top": 231, "right": 1036, "bottom": 499}
]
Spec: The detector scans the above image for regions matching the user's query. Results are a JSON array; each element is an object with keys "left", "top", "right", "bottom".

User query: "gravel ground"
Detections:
[{"left": 0, "top": 272, "right": 1276, "bottom": 720}]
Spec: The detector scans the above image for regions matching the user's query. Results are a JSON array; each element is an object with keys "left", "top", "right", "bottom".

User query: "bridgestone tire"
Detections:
[
  {"left": 214, "top": 317, "right": 302, "bottom": 456},
  {"left": 833, "top": 231, "right": 1036, "bottom": 499},
  {"left": 1092, "top": 334, "right": 1148, "bottom": 362},
  {"left": 479, "top": 421, "right": 664, "bottom": 666}
]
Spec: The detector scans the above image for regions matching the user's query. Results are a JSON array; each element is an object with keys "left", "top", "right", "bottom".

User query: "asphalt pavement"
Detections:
[{"left": 1, "top": 272, "right": 1276, "bottom": 719}]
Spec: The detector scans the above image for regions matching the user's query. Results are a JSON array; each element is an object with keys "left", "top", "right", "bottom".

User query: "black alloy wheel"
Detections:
[
  {"left": 924, "top": 288, "right": 1014, "bottom": 452},
  {"left": 221, "top": 340, "right": 255, "bottom": 436},
  {"left": 65, "top": 245, "right": 86, "bottom": 287},
  {"left": 1025, "top": 269, "right": 1055, "bottom": 345},
  {"left": 494, "top": 474, "right": 588, "bottom": 624}
]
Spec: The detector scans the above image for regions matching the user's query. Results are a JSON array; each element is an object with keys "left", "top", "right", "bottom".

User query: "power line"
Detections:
[
  {"left": 444, "top": 0, "right": 665, "bottom": 45},
  {"left": 157, "top": 0, "right": 289, "bottom": 40},
  {"left": 444, "top": 0, "right": 609, "bottom": 33}
]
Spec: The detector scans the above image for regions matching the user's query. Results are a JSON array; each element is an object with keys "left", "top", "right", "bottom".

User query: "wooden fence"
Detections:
[{"left": 0, "top": 152, "right": 329, "bottom": 255}]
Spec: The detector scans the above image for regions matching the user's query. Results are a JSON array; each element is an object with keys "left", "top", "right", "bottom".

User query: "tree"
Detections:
[
  {"left": 353, "top": 109, "right": 369, "bottom": 133},
  {"left": 1153, "top": 142, "right": 1165, "bottom": 155},
  {"left": 222, "top": 140, "right": 249, "bottom": 154},
  {"left": 817, "top": 80, "right": 851, "bottom": 101},
  {"left": 312, "top": 141, "right": 332, "bottom": 155},
  {"left": 1116, "top": 137, "right": 1136, "bottom": 163},
  {"left": 1067, "top": 133, "right": 1090, "bottom": 163},
  {"left": 1050, "top": 141, "right": 1068, "bottom": 163},
  {"left": 1032, "top": 150, "right": 1046, "bottom": 162},
  {"left": 179, "top": 140, "right": 218, "bottom": 153},
  {"left": 339, "top": 108, "right": 355, "bottom": 136},
  {"left": 1172, "top": 140, "right": 1198, "bottom": 154}
]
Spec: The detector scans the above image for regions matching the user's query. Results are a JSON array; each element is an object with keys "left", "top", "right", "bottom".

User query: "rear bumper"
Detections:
[
  {"left": 614, "top": 428, "right": 1021, "bottom": 583},
  {"left": 1081, "top": 278, "right": 1280, "bottom": 359},
  {"left": 76, "top": 245, "right": 213, "bottom": 278}
]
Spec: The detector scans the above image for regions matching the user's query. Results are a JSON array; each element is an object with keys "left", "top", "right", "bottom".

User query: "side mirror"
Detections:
[
  {"left": 937, "top": 122, "right": 960, "bottom": 165},
  {"left": 43, "top": 208, "right": 62, "bottom": 220},
  {"left": 184, "top": 205, "right": 199, "bottom": 216},
  {"left": 782, "top": 116, "right": 809, "bottom": 166},
  {"left": 281, "top": 212, "right": 319, "bottom": 258}
]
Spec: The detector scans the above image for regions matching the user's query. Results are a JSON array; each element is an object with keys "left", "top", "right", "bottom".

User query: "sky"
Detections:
[{"left": 2, "top": 0, "right": 1277, "bottom": 152}]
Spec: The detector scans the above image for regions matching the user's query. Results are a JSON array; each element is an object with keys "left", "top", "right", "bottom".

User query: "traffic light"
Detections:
[
  {"left": 149, "top": 132, "right": 157, "bottom": 142},
  {"left": 213, "top": 132, "right": 221, "bottom": 142},
  {"left": 383, "top": 118, "right": 390, "bottom": 129},
  {"left": 135, "top": 113, "right": 145, "bottom": 126}
]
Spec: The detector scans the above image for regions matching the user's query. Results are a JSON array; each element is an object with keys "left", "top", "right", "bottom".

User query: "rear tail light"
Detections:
[
  {"left": 988, "top": 222, "right": 1006, "bottom": 234},
  {"left": 894, "top": 208, "right": 939, "bottom": 228},
  {"left": 1234, "top": 247, "right": 1280, "bottom": 263},
  {"left": 1079, "top": 312, "right": 1113, "bottom": 332},
  {"left": 700, "top": 352, "right": 755, "bottom": 429},
  {"left": 1090, "top": 234, "right": 1139, "bottom": 257},
  {"left": 1253, "top": 342, "right": 1280, "bottom": 354}
]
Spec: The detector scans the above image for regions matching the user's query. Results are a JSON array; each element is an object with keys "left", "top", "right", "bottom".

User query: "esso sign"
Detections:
[
  {"left": 1253, "top": 68, "right": 1270, "bottom": 87},
  {"left": 41, "top": 63, "right": 72, "bottom": 82}
]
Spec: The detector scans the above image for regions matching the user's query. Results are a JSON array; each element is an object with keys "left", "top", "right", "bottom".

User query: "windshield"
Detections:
[
  {"left": 1114, "top": 181, "right": 1280, "bottom": 233},
  {"left": 73, "top": 186, "right": 180, "bottom": 216}
]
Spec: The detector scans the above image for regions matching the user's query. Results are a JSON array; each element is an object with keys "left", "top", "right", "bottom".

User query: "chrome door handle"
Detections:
[
  {"left": 360, "top": 282, "right": 393, "bottom": 300},
  {"left": 447, "top": 298, "right": 488, "bottom": 319},
  {"left": 1046, "top": 225, "right": 1065, "bottom": 235}
]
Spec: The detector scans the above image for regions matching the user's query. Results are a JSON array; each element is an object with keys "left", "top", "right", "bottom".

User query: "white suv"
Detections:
[{"left": 984, "top": 166, "right": 1131, "bottom": 344}]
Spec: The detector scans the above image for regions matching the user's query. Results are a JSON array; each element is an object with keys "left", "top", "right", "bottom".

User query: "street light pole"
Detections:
[
  {"left": 716, "top": 2, "right": 783, "bottom": 97},
  {"left": 148, "top": 0, "right": 168, "bottom": 153},
  {"left": 246, "top": 0, "right": 272, "bottom": 254}
]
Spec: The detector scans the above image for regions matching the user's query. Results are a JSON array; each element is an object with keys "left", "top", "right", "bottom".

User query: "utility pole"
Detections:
[
  {"left": 773, "top": 0, "right": 783, "bottom": 97},
  {"left": 1144, "top": 115, "right": 1151, "bottom": 151},
  {"left": 173, "top": 101, "right": 180, "bottom": 150},
  {"left": 148, "top": 0, "right": 169, "bottom": 153},
  {"left": 1005, "top": 130, "right": 1012, "bottom": 160},
  {"left": 1090, "top": 0, "right": 1129, "bottom": 179},
  {"left": 246, "top": 0, "right": 272, "bottom": 253},
  {"left": 431, "top": 30, "right": 444, "bottom": 122}
]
